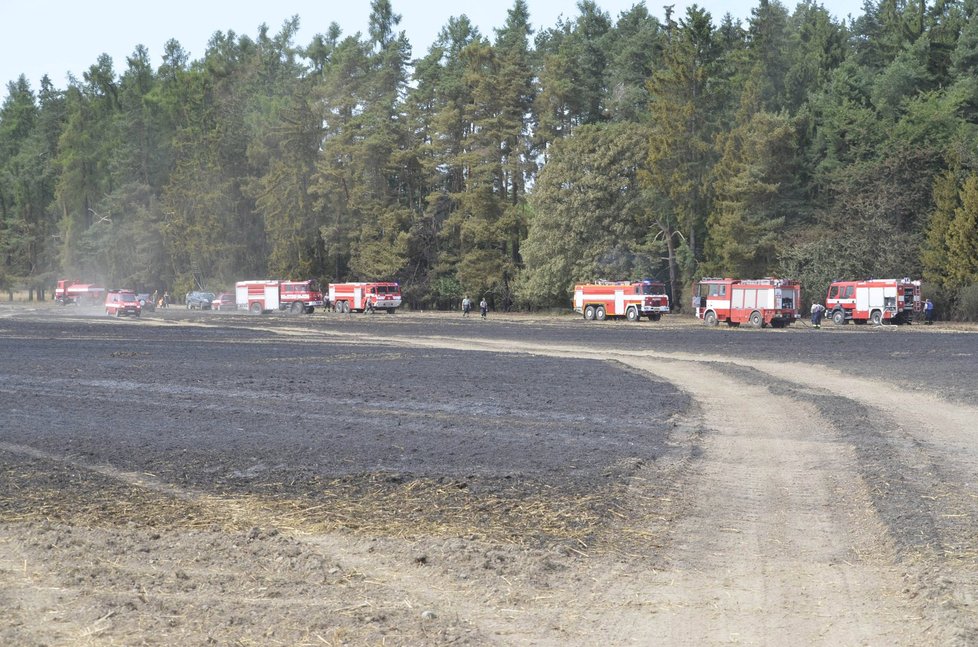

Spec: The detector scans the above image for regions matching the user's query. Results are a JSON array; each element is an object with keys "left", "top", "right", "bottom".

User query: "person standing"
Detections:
[
  {"left": 924, "top": 298, "right": 935, "bottom": 324},
  {"left": 163, "top": 291, "right": 170, "bottom": 308},
  {"left": 810, "top": 301, "right": 825, "bottom": 328},
  {"left": 462, "top": 296, "right": 471, "bottom": 317},
  {"left": 479, "top": 298, "right": 488, "bottom": 319}
]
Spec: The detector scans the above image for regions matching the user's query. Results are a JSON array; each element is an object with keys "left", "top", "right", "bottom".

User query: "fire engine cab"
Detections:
[
  {"left": 573, "top": 279, "right": 670, "bottom": 321},
  {"left": 235, "top": 280, "right": 324, "bottom": 314},
  {"left": 825, "top": 278, "right": 921, "bottom": 325},
  {"left": 54, "top": 279, "right": 105, "bottom": 305},
  {"left": 329, "top": 282, "right": 402, "bottom": 313},
  {"left": 694, "top": 277, "right": 801, "bottom": 328}
]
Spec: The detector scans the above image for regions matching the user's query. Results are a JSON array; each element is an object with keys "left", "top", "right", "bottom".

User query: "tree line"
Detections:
[{"left": 2, "top": 0, "right": 978, "bottom": 317}]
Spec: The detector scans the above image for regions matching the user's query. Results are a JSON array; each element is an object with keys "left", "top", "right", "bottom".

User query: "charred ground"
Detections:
[{"left": 1, "top": 306, "right": 976, "bottom": 646}]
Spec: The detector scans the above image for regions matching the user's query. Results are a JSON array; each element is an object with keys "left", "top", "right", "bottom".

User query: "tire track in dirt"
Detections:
[
  {"left": 347, "top": 331, "right": 972, "bottom": 644},
  {"left": 5, "top": 319, "right": 974, "bottom": 644},
  {"left": 110, "top": 321, "right": 970, "bottom": 644}
]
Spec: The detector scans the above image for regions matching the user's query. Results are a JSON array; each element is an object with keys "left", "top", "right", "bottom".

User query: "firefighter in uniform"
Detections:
[
  {"left": 810, "top": 301, "right": 825, "bottom": 328},
  {"left": 924, "top": 298, "right": 935, "bottom": 324}
]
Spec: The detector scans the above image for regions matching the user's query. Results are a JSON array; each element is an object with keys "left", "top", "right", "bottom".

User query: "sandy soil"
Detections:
[{"left": 0, "top": 305, "right": 976, "bottom": 646}]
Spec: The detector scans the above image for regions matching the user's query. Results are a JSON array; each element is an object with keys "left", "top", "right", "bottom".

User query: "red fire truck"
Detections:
[
  {"left": 54, "top": 279, "right": 105, "bottom": 305},
  {"left": 328, "top": 282, "right": 402, "bottom": 313},
  {"left": 573, "top": 280, "right": 671, "bottom": 321},
  {"left": 235, "top": 280, "right": 324, "bottom": 314},
  {"left": 825, "top": 278, "right": 921, "bottom": 325},
  {"left": 694, "top": 277, "right": 801, "bottom": 328}
]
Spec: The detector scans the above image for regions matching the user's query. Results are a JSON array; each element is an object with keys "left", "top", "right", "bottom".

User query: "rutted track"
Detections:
[{"left": 1, "top": 308, "right": 976, "bottom": 645}]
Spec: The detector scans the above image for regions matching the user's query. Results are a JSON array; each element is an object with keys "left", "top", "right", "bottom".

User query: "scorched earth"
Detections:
[{"left": 0, "top": 305, "right": 976, "bottom": 646}]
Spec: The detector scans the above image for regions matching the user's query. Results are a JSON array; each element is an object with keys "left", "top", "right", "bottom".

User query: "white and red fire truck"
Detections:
[
  {"left": 825, "top": 277, "right": 921, "bottom": 325},
  {"left": 235, "top": 280, "right": 324, "bottom": 314},
  {"left": 693, "top": 277, "right": 801, "bottom": 328},
  {"left": 54, "top": 279, "right": 105, "bottom": 305},
  {"left": 328, "top": 282, "right": 402, "bottom": 313},
  {"left": 573, "top": 280, "right": 671, "bottom": 321}
]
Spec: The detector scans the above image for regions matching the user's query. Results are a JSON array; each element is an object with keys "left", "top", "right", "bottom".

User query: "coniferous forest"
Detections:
[{"left": 3, "top": 0, "right": 978, "bottom": 317}]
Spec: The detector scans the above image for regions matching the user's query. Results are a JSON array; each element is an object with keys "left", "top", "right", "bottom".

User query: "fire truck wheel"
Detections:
[
  {"left": 704, "top": 311, "right": 718, "bottom": 326},
  {"left": 832, "top": 309, "right": 846, "bottom": 325},
  {"left": 249, "top": 302, "right": 262, "bottom": 315},
  {"left": 749, "top": 311, "right": 763, "bottom": 328},
  {"left": 626, "top": 307, "right": 639, "bottom": 322},
  {"left": 290, "top": 301, "right": 304, "bottom": 314},
  {"left": 870, "top": 310, "right": 883, "bottom": 325},
  {"left": 648, "top": 313, "right": 661, "bottom": 322},
  {"left": 584, "top": 305, "right": 595, "bottom": 320},
  {"left": 595, "top": 306, "right": 607, "bottom": 321},
  {"left": 386, "top": 307, "right": 396, "bottom": 314}
]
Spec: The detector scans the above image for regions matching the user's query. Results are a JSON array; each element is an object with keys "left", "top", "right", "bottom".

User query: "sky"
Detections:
[{"left": 1, "top": 0, "right": 866, "bottom": 104}]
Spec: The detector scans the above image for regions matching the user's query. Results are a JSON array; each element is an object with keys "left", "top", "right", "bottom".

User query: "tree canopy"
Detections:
[{"left": 3, "top": 0, "right": 978, "bottom": 314}]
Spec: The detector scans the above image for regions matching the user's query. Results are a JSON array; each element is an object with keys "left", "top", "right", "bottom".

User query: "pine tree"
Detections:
[
  {"left": 921, "top": 169, "right": 958, "bottom": 289},
  {"left": 946, "top": 173, "right": 978, "bottom": 291}
]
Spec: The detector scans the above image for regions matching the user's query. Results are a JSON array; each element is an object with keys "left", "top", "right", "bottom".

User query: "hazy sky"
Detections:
[{"left": 2, "top": 0, "right": 864, "bottom": 103}]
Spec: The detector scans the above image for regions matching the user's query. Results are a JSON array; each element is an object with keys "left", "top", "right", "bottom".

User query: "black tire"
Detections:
[
  {"left": 290, "top": 301, "right": 304, "bottom": 314},
  {"left": 249, "top": 302, "right": 262, "bottom": 315},
  {"left": 832, "top": 309, "right": 846, "bottom": 326},
  {"left": 704, "top": 311, "right": 718, "bottom": 326},
  {"left": 648, "top": 313, "right": 661, "bottom": 322},
  {"left": 595, "top": 306, "right": 606, "bottom": 321},
  {"left": 749, "top": 310, "right": 763, "bottom": 328},
  {"left": 387, "top": 307, "right": 395, "bottom": 314},
  {"left": 870, "top": 310, "right": 883, "bottom": 325},
  {"left": 626, "top": 307, "right": 639, "bottom": 322},
  {"left": 584, "top": 305, "right": 596, "bottom": 321}
]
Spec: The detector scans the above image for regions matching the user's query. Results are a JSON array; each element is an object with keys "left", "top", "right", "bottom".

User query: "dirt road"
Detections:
[{"left": 1, "top": 307, "right": 976, "bottom": 645}]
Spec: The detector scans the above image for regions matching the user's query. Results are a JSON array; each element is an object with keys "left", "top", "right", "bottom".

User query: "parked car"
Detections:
[
  {"left": 186, "top": 291, "right": 215, "bottom": 310},
  {"left": 211, "top": 292, "right": 236, "bottom": 311},
  {"left": 105, "top": 290, "right": 141, "bottom": 317},
  {"left": 136, "top": 293, "right": 156, "bottom": 312}
]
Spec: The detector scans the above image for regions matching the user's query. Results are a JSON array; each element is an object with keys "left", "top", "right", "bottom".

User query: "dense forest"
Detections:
[{"left": 2, "top": 0, "right": 978, "bottom": 316}]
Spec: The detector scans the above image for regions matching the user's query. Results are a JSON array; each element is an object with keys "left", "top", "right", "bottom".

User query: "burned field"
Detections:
[
  {"left": 2, "top": 308, "right": 977, "bottom": 646},
  {"left": 0, "top": 313, "right": 685, "bottom": 544}
]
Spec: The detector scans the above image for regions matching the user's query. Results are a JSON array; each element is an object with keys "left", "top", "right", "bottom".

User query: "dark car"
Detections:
[
  {"left": 211, "top": 292, "right": 236, "bottom": 311},
  {"left": 136, "top": 293, "right": 156, "bottom": 312},
  {"left": 105, "top": 290, "right": 141, "bottom": 317},
  {"left": 186, "top": 291, "right": 215, "bottom": 310}
]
